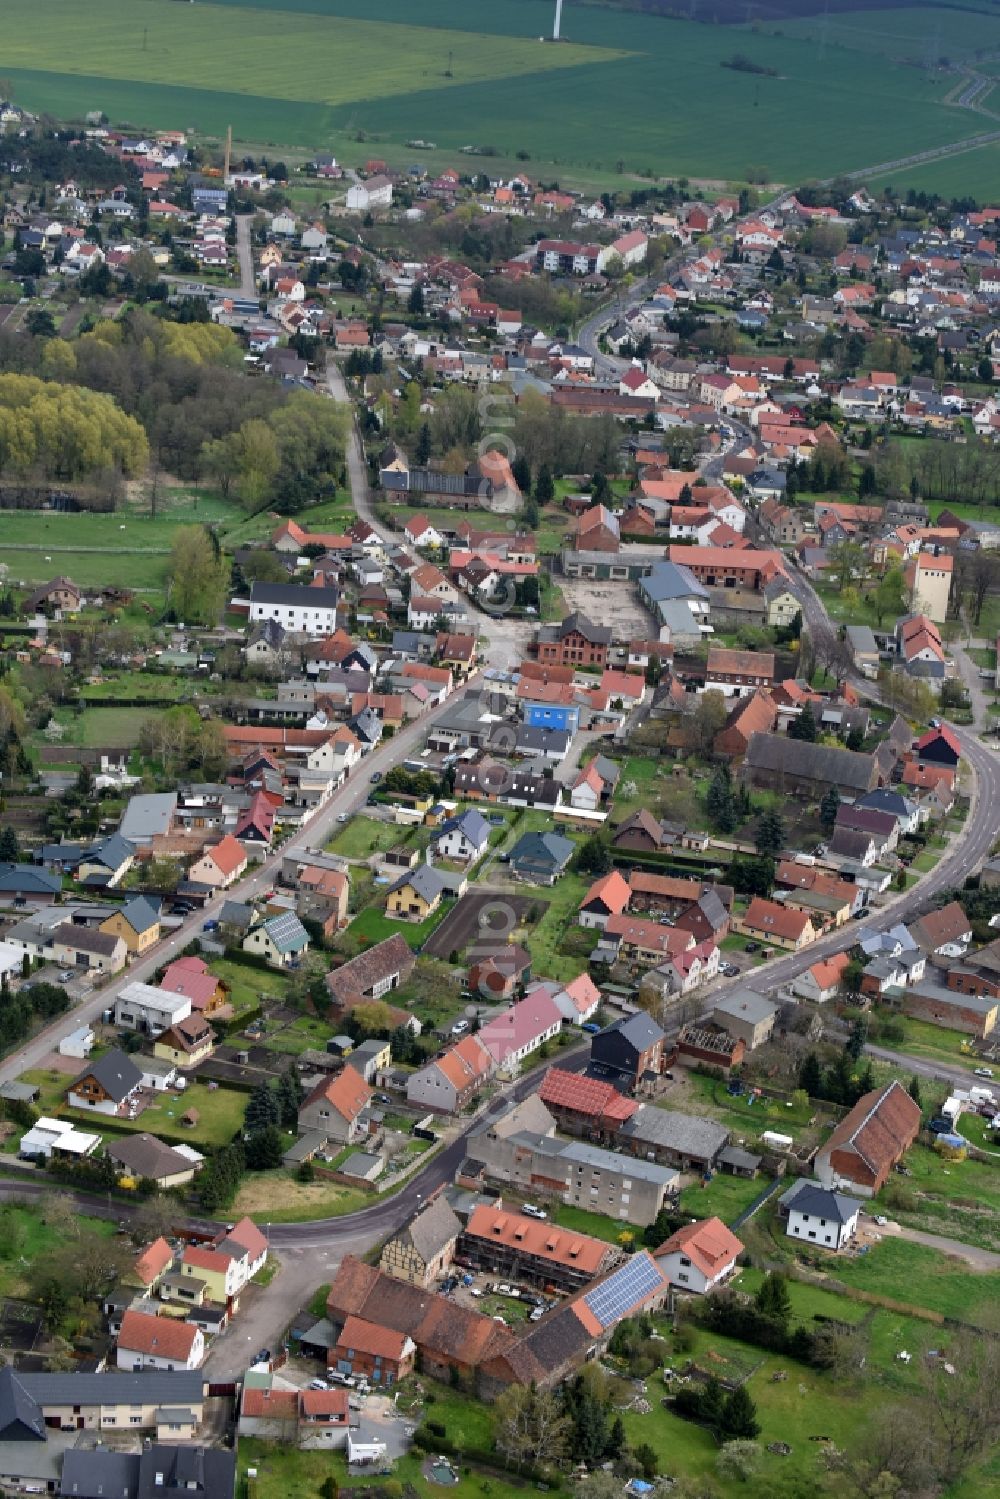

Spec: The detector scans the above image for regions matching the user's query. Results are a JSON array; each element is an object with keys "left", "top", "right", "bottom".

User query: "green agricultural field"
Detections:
[
  {"left": 0, "top": 0, "right": 989, "bottom": 188},
  {"left": 767, "top": 5, "right": 1000, "bottom": 66},
  {"left": 0, "top": 490, "right": 259, "bottom": 595}
]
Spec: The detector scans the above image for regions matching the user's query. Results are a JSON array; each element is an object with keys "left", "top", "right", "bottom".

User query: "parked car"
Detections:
[
  {"left": 370, "top": 771, "right": 383, "bottom": 784},
  {"left": 974, "top": 1066, "right": 994, "bottom": 1079},
  {"left": 581, "top": 1021, "right": 601, "bottom": 1034},
  {"left": 744, "top": 942, "right": 760, "bottom": 953},
  {"left": 521, "top": 1203, "right": 547, "bottom": 1220},
  {"left": 451, "top": 1019, "right": 470, "bottom": 1035},
  {"left": 337, "top": 813, "right": 350, "bottom": 823},
  {"left": 57, "top": 970, "right": 74, "bottom": 983},
  {"left": 928, "top": 1116, "right": 954, "bottom": 1134}
]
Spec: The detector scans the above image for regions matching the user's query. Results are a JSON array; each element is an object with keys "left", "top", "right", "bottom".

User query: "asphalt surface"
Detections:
[{"left": 234, "top": 215, "right": 256, "bottom": 300}]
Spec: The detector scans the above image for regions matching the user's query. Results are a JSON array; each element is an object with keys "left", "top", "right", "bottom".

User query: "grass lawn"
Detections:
[
  {"left": 603, "top": 755, "right": 677, "bottom": 821},
  {"left": 830, "top": 1236, "right": 1000, "bottom": 1326},
  {"left": 325, "top": 815, "right": 417, "bottom": 860},
  {"left": 20, "top": 1066, "right": 247, "bottom": 1149},
  {"left": 0, "top": 1204, "right": 116, "bottom": 1300},
  {"left": 29, "top": 705, "right": 168, "bottom": 751},
  {"left": 680, "top": 1072, "right": 816, "bottom": 1143},
  {"left": 812, "top": 580, "right": 883, "bottom": 631},
  {"left": 209, "top": 958, "right": 292, "bottom": 1015},
  {"left": 262, "top": 1013, "right": 333, "bottom": 1056},
  {"left": 876, "top": 1140, "right": 1000, "bottom": 1252},
  {"left": 550, "top": 1202, "right": 640, "bottom": 1246},
  {"left": 230, "top": 1169, "right": 370, "bottom": 1222},
  {"left": 79, "top": 671, "right": 214, "bottom": 704},
  {"left": 346, "top": 899, "right": 454, "bottom": 951},
  {"left": 517, "top": 870, "right": 591, "bottom": 984},
  {"left": 678, "top": 1171, "right": 769, "bottom": 1226},
  {"left": 869, "top": 1011, "right": 983, "bottom": 1076}
]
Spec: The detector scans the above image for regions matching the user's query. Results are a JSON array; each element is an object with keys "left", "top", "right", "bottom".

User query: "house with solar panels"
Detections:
[
  {"left": 242, "top": 911, "right": 310, "bottom": 969},
  {"left": 479, "top": 1250, "right": 671, "bottom": 1397}
]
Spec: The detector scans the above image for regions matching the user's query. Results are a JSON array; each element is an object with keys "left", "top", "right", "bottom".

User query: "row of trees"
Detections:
[
  {"left": 0, "top": 310, "right": 346, "bottom": 508},
  {"left": 0, "top": 373, "right": 148, "bottom": 480},
  {"left": 137, "top": 704, "right": 229, "bottom": 778}
]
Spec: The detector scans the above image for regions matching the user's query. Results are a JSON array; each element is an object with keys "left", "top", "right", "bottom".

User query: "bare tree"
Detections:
[
  {"left": 494, "top": 1385, "right": 570, "bottom": 1473},
  {"left": 919, "top": 1328, "right": 1000, "bottom": 1481},
  {"left": 956, "top": 551, "right": 1000, "bottom": 628}
]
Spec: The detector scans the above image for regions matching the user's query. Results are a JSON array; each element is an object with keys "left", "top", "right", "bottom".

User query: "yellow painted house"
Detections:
[
  {"left": 385, "top": 865, "right": 446, "bottom": 922},
  {"left": 153, "top": 1014, "right": 216, "bottom": 1070},
  {"left": 100, "top": 896, "right": 161, "bottom": 956}
]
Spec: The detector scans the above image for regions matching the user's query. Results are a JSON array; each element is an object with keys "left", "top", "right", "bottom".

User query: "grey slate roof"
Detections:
[
  {"left": 619, "top": 1105, "right": 729, "bottom": 1163},
  {"left": 712, "top": 988, "right": 777, "bottom": 1027},
  {"left": 119, "top": 793, "right": 178, "bottom": 843},
  {"left": 605, "top": 1011, "right": 667, "bottom": 1052},
  {"left": 250, "top": 580, "right": 339, "bottom": 609},
  {"left": 72, "top": 1047, "right": 143, "bottom": 1103},
  {"left": 785, "top": 1182, "right": 861, "bottom": 1225},
  {"left": 389, "top": 863, "right": 447, "bottom": 903},
  {"left": 640, "top": 559, "right": 710, "bottom": 603},
  {"left": 435, "top": 808, "right": 490, "bottom": 848},
  {"left": 743, "top": 733, "right": 876, "bottom": 791},
  {"left": 18, "top": 1369, "right": 204, "bottom": 1407},
  {"left": 0, "top": 865, "right": 61, "bottom": 896},
  {"left": 397, "top": 1194, "right": 462, "bottom": 1263},
  {"left": 60, "top": 1448, "right": 139, "bottom": 1496},
  {"left": 508, "top": 830, "right": 575, "bottom": 874},
  {"left": 83, "top": 833, "right": 135, "bottom": 870},
  {"left": 0, "top": 1367, "right": 45, "bottom": 1442},
  {"left": 119, "top": 895, "right": 161, "bottom": 934}
]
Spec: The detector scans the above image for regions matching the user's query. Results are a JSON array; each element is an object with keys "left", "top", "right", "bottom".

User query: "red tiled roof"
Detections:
[
  {"left": 741, "top": 897, "right": 812, "bottom": 941},
  {"left": 337, "top": 1314, "right": 412, "bottom": 1362},
  {"left": 303, "top": 1066, "right": 372, "bottom": 1122},
  {"left": 581, "top": 870, "right": 631, "bottom": 917},
  {"left": 465, "top": 1206, "right": 613, "bottom": 1274},
  {"left": 118, "top": 1309, "right": 200, "bottom": 1360},
  {"left": 132, "top": 1236, "right": 173, "bottom": 1287},
  {"left": 539, "top": 1066, "right": 638, "bottom": 1123},
  {"left": 224, "top": 1216, "right": 268, "bottom": 1262},
  {"left": 655, "top": 1217, "right": 742, "bottom": 1279},
  {"left": 915, "top": 724, "right": 961, "bottom": 758},
  {"left": 819, "top": 1080, "right": 921, "bottom": 1181},
  {"left": 241, "top": 1387, "right": 298, "bottom": 1420},
  {"left": 299, "top": 1387, "right": 349, "bottom": 1419},
  {"left": 206, "top": 834, "right": 246, "bottom": 877}
]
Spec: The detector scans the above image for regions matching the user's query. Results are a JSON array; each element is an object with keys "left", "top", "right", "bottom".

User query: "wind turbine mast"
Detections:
[{"left": 553, "top": 0, "right": 563, "bottom": 40}]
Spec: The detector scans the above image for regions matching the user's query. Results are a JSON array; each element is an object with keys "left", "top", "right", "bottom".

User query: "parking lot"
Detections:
[
  {"left": 557, "top": 578, "right": 656, "bottom": 641},
  {"left": 443, "top": 1267, "right": 558, "bottom": 1327}
]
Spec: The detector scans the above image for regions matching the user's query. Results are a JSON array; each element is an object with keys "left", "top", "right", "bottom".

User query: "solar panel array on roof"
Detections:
[
  {"left": 264, "top": 909, "right": 308, "bottom": 952},
  {"left": 583, "top": 1252, "right": 664, "bottom": 1330}
]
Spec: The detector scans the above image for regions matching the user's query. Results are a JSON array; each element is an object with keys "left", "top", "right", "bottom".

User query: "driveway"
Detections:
[{"left": 864, "top": 1214, "right": 1000, "bottom": 1271}]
